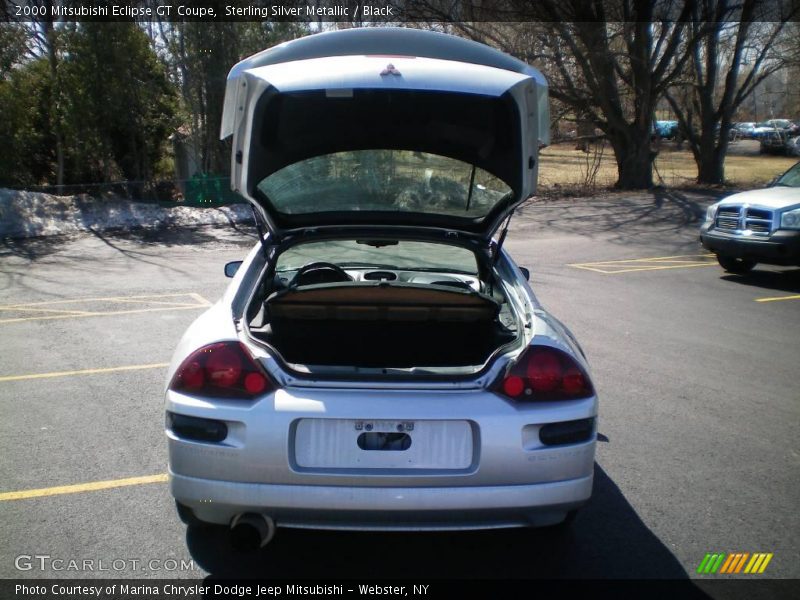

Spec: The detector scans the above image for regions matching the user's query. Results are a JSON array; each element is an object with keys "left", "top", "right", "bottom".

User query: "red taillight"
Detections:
[
  {"left": 502, "top": 375, "right": 525, "bottom": 397},
  {"left": 561, "top": 366, "right": 586, "bottom": 395},
  {"left": 170, "top": 342, "right": 273, "bottom": 399},
  {"left": 494, "top": 346, "right": 593, "bottom": 401},
  {"left": 526, "top": 349, "right": 561, "bottom": 392},
  {"left": 180, "top": 360, "right": 204, "bottom": 391},
  {"left": 205, "top": 345, "right": 242, "bottom": 387}
]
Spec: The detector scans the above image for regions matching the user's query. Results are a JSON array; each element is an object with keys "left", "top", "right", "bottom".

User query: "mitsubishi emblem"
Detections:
[{"left": 380, "top": 63, "right": 401, "bottom": 76}]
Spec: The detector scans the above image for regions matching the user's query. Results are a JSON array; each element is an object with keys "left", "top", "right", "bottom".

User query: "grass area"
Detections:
[{"left": 539, "top": 141, "right": 798, "bottom": 190}]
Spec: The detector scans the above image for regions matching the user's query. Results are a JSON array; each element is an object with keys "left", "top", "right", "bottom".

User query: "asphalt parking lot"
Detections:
[{"left": 0, "top": 190, "right": 798, "bottom": 590}]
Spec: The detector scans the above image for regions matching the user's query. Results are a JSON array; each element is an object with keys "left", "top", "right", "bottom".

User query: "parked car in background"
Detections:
[
  {"left": 753, "top": 120, "right": 796, "bottom": 154},
  {"left": 759, "top": 129, "right": 789, "bottom": 154},
  {"left": 753, "top": 119, "right": 790, "bottom": 137},
  {"left": 733, "top": 122, "right": 757, "bottom": 139},
  {"left": 165, "top": 28, "right": 598, "bottom": 549},
  {"left": 654, "top": 120, "right": 679, "bottom": 139},
  {"left": 701, "top": 161, "right": 800, "bottom": 273},
  {"left": 767, "top": 119, "right": 796, "bottom": 132}
]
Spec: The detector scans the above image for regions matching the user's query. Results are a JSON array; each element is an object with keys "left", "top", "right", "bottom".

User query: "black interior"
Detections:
[
  {"left": 260, "top": 317, "right": 516, "bottom": 368},
  {"left": 251, "top": 282, "right": 516, "bottom": 368}
]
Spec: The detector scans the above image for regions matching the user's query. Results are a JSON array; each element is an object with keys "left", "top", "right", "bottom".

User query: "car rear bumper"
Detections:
[
  {"left": 170, "top": 470, "right": 593, "bottom": 530},
  {"left": 700, "top": 229, "right": 800, "bottom": 265},
  {"left": 166, "top": 386, "right": 597, "bottom": 530}
]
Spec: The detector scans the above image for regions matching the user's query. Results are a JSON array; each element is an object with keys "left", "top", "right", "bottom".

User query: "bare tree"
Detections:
[
  {"left": 406, "top": 1, "right": 699, "bottom": 189},
  {"left": 149, "top": 20, "right": 308, "bottom": 176},
  {"left": 40, "top": 4, "right": 64, "bottom": 190},
  {"left": 531, "top": 2, "right": 702, "bottom": 189},
  {"left": 12, "top": 2, "right": 68, "bottom": 189},
  {"left": 665, "top": 0, "right": 799, "bottom": 185}
]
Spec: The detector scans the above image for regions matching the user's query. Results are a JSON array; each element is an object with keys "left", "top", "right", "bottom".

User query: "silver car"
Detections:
[{"left": 165, "top": 28, "right": 598, "bottom": 549}]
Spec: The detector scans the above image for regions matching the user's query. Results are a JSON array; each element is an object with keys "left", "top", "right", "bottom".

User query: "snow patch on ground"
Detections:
[{"left": 0, "top": 188, "right": 252, "bottom": 238}]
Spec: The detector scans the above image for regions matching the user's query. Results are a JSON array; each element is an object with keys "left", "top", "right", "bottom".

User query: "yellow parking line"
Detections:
[
  {"left": 647, "top": 257, "right": 714, "bottom": 263},
  {"left": 755, "top": 294, "right": 800, "bottom": 303},
  {"left": 570, "top": 262, "right": 714, "bottom": 274},
  {"left": 567, "top": 264, "right": 612, "bottom": 274},
  {"left": 0, "top": 292, "right": 211, "bottom": 325},
  {"left": 572, "top": 253, "right": 714, "bottom": 266},
  {"left": 0, "top": 474, "right": 168, "bottom": 501},
  {"left": 594, "top": 263, "right": 716, "bottom": 275},
  {"left": 0, "top": 306, "right": 96, "bottom": 315},
  {"left": 0, "top": 292, "right": 205, "bottom": 309},
  {"left": 0, "top": 305, "right": 205, "bottom": 325},
  {"left": 569, "top": 253, "right": 717, "bottom": 274},
  {"left": 0, "top": 362, "right": 169, "bottom": 383},
  {"left": 100, "top": 298, "right": 203, "bottom": 307},
  {"left": 189, "top": 292, "right": 213, "bottom": 307}
]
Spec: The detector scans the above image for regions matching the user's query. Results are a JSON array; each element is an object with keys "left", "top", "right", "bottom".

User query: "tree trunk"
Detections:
[
  {"left": 609, "top": 134, "right": 654, "bottom": 189},
  {"left": 42, "top": 7, "right": 64, "bottom": 191},
  {"left": 697, "top": 145, "right": 726, "bottom": 184},
  {"left": 695, "top": 115, "right": 731, "bottom": 185}
]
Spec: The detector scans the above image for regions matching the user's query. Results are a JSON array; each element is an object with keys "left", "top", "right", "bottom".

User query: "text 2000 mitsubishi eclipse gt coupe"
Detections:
[{"left": 165, "top": 28, "right": 598, "bottom": 548}]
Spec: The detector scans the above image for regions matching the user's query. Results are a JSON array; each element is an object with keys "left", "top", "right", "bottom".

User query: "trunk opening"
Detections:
[{"left": 247, "top": 281, "right": 519, "bottom": 371}]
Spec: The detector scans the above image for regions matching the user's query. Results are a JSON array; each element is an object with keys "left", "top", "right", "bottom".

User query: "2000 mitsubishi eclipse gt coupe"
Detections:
[{"left": 165, "top": 28, "right": 598, "bottom": 544}]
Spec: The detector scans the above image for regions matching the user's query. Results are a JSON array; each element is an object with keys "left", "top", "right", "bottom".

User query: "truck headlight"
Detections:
[
  {"left": 780, "top": 208, "right": 800, "bottom": 229},
  {"left": 705, "top": 204, "right": 718, "bottom": 224}
]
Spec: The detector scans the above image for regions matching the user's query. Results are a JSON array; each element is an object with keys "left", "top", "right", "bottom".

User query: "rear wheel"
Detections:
[{"left": 717, "top": 255, "right": 756, "bottom": 274}]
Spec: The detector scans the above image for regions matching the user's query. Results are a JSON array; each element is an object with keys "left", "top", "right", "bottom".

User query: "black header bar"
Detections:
[{"left": 4, "top": 0, "right": 799, "bottom": 23}]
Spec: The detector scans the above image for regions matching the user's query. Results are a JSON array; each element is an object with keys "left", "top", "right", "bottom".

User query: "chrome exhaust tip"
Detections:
[{"left": 230, "top": 513, "right": 276, "bottom": 551}]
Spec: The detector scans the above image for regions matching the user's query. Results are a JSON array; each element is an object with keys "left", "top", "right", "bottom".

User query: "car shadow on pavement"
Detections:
[
  {"left": 185, "top": 464, "right": 704, "bottom": 587},
  {"left": 721, "top": 268, "right": 800, "bottom": 294}
]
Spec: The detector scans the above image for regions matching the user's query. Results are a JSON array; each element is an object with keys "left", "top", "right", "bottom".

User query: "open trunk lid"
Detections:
[{"left": 221, "top": 28, "right": 549, "bottom": 241}]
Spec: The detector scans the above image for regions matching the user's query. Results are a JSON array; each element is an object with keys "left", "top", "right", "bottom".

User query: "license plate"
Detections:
[{"left": 293, "top": 419, "right": 473, "bottom": 470}]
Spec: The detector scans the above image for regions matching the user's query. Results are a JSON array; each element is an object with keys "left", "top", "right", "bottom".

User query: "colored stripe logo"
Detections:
[{"left": 697, "top": 552, "right": 773, "bottom": 574}]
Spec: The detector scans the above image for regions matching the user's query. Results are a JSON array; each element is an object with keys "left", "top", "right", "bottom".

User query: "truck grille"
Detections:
[
  {"left": 715, "top": 207, "right": 740, "bottom": 231},
  {"left": 745, "top": 208, "right": 773, "bottom": 235},
  {"left": 715, "top": 206, "right": 773, "bottom": 235}
]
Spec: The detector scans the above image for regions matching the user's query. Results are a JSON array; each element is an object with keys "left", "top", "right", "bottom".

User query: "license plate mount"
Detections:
[{"left": 293, "top": 418, "right": 473, "bottom": 470}]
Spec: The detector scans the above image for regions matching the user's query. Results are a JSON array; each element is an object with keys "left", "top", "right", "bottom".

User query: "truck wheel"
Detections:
[{"left": 717, "top": 255, "right": 756, "bottom": 274}]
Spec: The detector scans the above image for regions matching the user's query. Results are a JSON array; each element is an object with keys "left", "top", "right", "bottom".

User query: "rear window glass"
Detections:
[
  {"left": 257, "top": 150, "right": 511, "bottom": 219},
  {"left": 276, "top": 240, "right": 478, "bottom": 274}
]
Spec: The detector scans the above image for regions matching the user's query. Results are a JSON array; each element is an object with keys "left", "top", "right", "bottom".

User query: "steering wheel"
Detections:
[{"left": 291, "top": 261, "right": 354, "bottom": 286}]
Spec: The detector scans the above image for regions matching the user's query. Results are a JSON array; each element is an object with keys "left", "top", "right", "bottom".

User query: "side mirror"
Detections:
[
  {"left": 519, "top": 266, "right": 530, "bottom": 281},
  {"left": 224, "top": 261, "right": 243, "bottom": 278}
]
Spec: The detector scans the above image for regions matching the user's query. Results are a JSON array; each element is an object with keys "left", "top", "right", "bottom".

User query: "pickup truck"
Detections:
[{"left": 700, "top": 162, "right": 800, "bottom": 273}]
